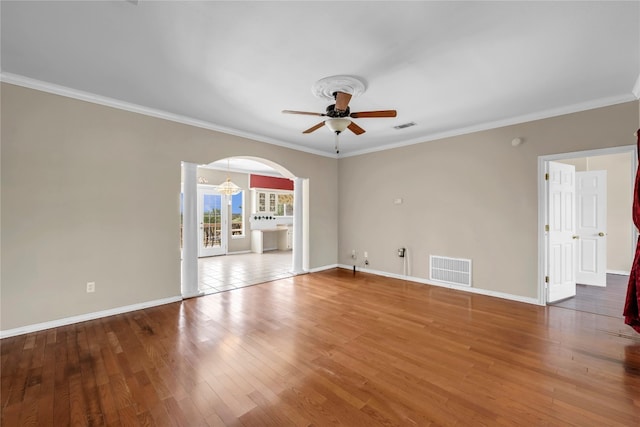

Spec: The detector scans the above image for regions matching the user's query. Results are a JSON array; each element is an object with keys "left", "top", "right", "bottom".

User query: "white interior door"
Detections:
[
  {"left": 198, "top": 188, "right": 227, "bottom": 257},
  {"left": 576, "top": 170, "right": 607, "bottom": 286},
  {"left": 547, "top": 161, "right": 577, "bottom": 302}
]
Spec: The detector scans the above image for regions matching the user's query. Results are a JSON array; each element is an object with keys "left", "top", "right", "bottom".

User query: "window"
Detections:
[
  {"left": 276, "top": 193, "right": 294, "bottom": 216},
  {"left": 231, "top": 191, "right": 244, "bottom": 237}
]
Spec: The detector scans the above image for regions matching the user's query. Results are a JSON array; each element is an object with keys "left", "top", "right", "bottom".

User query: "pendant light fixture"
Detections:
[{"left": 217, "top": 159, "right": 242, "bottom": 196}]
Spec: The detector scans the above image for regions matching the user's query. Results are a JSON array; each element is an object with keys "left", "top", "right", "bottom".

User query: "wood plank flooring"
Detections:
[{"left": 2, "top": 268, "right": 640, "bottom": 426}]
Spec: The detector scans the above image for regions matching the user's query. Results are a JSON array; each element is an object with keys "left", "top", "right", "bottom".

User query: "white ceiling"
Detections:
[{"left": 2, "top": 1, "right": 639, "bottom": 157}]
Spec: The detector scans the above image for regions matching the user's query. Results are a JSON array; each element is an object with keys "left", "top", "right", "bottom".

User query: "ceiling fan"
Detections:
[{"left": 282, "top": 91, "right": 397, "bottom": 136}]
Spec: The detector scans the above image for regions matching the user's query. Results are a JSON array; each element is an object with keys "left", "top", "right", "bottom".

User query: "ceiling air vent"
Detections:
[{"left": 394, "top": 122, "right": 416, "bottom": 130}]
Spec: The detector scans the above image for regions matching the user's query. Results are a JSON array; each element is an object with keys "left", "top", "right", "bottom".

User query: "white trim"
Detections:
[
  {"left": 336, "top": 265, "right": 541, "bottom": 306},
  {"left": 202, "top": 164, "right": 284, "bottom": 177},
  {"left": 227, "top": 250, "right": 251, "bottom": 255},
  {"left": 0, "top": 296, "right": 183, "bottom": 339},
  {"left": 341, "top": 94, "right": 637, "bottom": 158},
  {"left": 4, "top": 72, "right": 637, "bottom": 160},
  {"left": 0, "top": 72, "right": 334, "bottom": 158},
  {"left": 182, "top": 290, "right": 205, "bottom": 299},
  {"left": 302, "top": 179, "right": 310, "bottom": 272},
  {"left": 537, "top": 157, "right": 548, "bottom": 305},
  {"left": 183, "top": 162, "right": 200, "bottom": 293},
  {"left": 632, "top": 73, "right": 640, "bottom": 99},
  {"left": 539, "top": 144, "right": 637, "bottom": 160},
  {"left": 538, "top": 144, "right": 638, "bottom": 306},
  {"left": 308, "top": 264, "right": 339, "bottom": 273},
  {"left": 607, "top": 270, "right": 630, "bottom": 276},
  {"left": 292, "top": 177, "right": 305, "bottom": 275},
  {"left": 1, "top": 261, "right": 546, "bottom": 339}
]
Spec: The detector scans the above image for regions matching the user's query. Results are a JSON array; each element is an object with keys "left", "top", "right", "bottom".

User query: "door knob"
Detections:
[
  {"left": 598, "top": 232, "right": 606, "bottom": 237},
  {"left": 572, "top": 235, "right": 579, "bottom": 239}
]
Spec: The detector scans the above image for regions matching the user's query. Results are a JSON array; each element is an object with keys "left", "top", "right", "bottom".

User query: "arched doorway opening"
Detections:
[{"left": 181, "top": 156, "right": 309, "bottom": 297}]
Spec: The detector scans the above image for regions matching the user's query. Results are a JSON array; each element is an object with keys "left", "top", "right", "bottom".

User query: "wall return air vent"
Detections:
[{"left": 430, "top": 255, "right": 472, "bottom": 287}]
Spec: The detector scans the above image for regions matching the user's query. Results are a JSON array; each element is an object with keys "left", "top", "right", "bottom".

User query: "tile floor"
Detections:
[{"left": 198, "top": 250, "right": 293, "bottom": 294}]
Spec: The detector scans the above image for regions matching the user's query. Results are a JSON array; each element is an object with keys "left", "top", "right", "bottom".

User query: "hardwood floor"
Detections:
[{"left": 2, "top": 268, "right": 640, "bottom": 426}]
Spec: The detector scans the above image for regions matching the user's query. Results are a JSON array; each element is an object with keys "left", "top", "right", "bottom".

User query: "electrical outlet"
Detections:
[
  {"left": 86, "top": 282, "right": 95, "bottom": 293},
  {"left": 351, "top": 249, "right": 357, "bottom": 259},
  {"left": 365, "top": 259, "right": 369, "bottom": 266},
  {"left": 364, "top": 251, "right": 368, "bottom": 258}
]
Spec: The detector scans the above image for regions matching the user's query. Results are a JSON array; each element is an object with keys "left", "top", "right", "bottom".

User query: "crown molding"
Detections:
[
  {"left": 340, "top": 93, "right": 638, "bottom": 158},
  {"left": 0, "top": 72, "right": 337, "bottom": 159},
  {"left": 3, "top": 72, "right": 635, "bottom": 161}
]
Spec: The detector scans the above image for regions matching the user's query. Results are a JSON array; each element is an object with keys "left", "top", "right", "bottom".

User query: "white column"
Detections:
[
  {"left": 181, "top": 162, "right": 202, "bottom": 298},
  {"left": 292, "top": 177, "right": 305, "bottom": 275}
]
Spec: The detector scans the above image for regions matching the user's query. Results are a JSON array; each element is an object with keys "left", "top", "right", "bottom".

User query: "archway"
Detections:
[{"left": 181, "top": 156, "right": 309, "bottom": 297}]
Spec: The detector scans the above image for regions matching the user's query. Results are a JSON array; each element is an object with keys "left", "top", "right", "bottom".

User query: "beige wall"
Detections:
[
  {"left": 559, "top": 152, "right": 634, "bottom": 273},
  {"left": 1, "top": 83, "right": 338, "bottom": 331},
  {"left": 2, "top": 82, "right": 638, "bottom": 332},
  {"left": 338, "top": 101, "right": 639, "bottom": 299}
]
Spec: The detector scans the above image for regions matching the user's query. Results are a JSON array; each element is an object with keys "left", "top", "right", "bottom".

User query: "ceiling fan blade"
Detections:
[
  {"left": 350, "top": 110, "right": 397, "bottom": 118},
  {"left": 303, "top": 121, "right": 325, "bottom": 134},
  {"left": 334, "top": 91, "right": 352, "bottom": 112},
  {"left": 282, "top": 110, "right": 325, "bottom": 116},
  {"left": 347, "top": 121, "right": 366, "bottom": 135}
]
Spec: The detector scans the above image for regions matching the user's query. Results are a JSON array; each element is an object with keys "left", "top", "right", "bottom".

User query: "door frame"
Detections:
[
  {"left": 181, "top": 157, "right": 309, "bottom": 298},
  {"left": 537, "top": 144, "right": 637, "bottom": 305}
]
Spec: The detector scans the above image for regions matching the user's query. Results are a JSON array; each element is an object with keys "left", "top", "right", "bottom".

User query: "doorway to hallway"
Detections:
[
  {"left": 538, "top": 145, "right": 636, "bottom": 306},
  {"left": 550, "top": 273, "right": 628, "bottom": 318}
]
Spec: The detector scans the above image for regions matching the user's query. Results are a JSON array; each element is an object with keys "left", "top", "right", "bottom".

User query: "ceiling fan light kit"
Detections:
[
  {"left": 283, "top": 75, "right": 398, "bottom": 153},
  {"left": 325, "top": 118, "right": 351, "bottom": 134}
]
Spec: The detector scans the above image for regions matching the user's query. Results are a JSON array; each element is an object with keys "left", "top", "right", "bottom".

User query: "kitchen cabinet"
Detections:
[
  {"left": 251, "top": 226, "right": 292, "bottom": 253},
  {"left": 269, "top": 193, "right": 276, "bottom": 213},
  {"left": 253, "top": 190, "right": 278, "bottom": 214},
  {"left": 277, "top": 226, "right": 293, "bottom": 250}
]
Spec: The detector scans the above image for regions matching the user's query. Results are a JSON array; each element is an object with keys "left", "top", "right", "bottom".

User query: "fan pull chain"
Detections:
[{"left": 334, "top": 133, "right": 340, "bottom": 154}]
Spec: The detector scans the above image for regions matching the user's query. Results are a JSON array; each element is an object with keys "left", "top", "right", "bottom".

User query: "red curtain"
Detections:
[{"left": 624, "top": 129, "right": 640, "bottom": 333}]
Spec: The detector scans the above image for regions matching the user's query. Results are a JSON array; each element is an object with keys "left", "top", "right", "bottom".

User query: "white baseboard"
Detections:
[
  {"left": 182, "top": 291, "right": 205, "bottom": 299},
  {"left": 227, "top": 250, "right": 251, "bottom": 255},
  {"left": 607, "top": 270, "right": 630, "bottom": 276},
  {"left": 337, "top": 264, "right": 542, "bottom": 306},
  {"left": 0, "top": 295, "right": 183, "bottom": 339},
  {"left": 309, "top": 263, "right": 339, "bottom": 273},
  {"left": 2, "top": 263, "right": 546, "bottom": 339}
]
